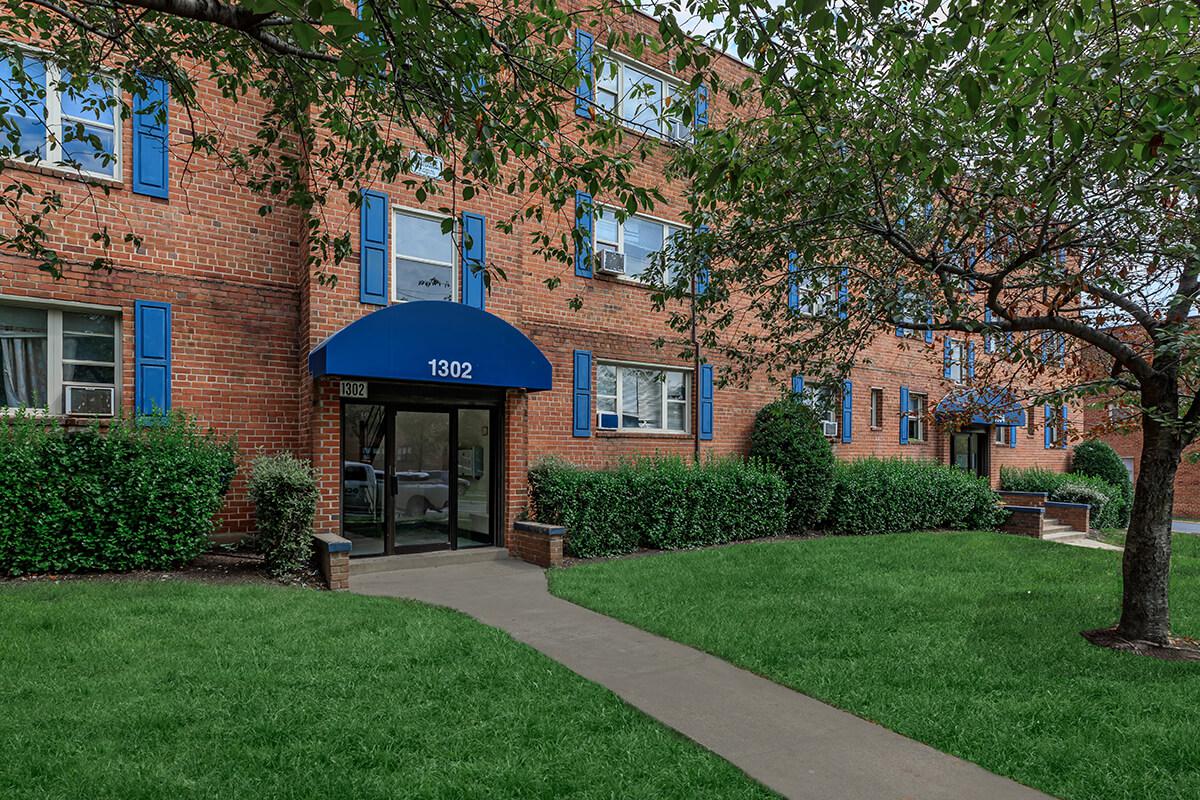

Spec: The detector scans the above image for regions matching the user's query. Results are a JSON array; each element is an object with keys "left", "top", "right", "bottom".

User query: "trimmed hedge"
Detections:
[
  {"left": 1000, "top": 466, "right": 1121, "bottom": 529},
  {"left": 248, "top": 452, "right": 318, "bottom": 579},
  {"left": 1070, "top": 440, "right": 1133, "bottom": 526},
  {"left": 528, "top": 456, "right": 788, "bottom": 558},
  {"left": 823, "top": 458, "right": 1003, "bottom": 535},
  {"left": 749, "top": 398, "right": 835, "bottom": 532},
  {"left": 0, "top": 412, "right": 237, "bottom": 576}
]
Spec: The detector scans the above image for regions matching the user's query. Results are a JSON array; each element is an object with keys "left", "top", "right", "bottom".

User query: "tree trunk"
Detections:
[{"left": 1117, "top": 419, "right": 1182, "bottom": 645}]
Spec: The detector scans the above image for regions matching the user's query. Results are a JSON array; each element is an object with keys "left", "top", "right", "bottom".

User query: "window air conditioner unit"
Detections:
[
  {"left": 65, "top": 385, "right": 115, "bottom": 416},
  {"left": 596, "top": 250, "right": 626, "bottom": 276},
  {"left": 821, "top": 419, "right": 839, "bottom": 438},
  {"left": 597, "top": 411, "right": 619, "bottom": 430}
]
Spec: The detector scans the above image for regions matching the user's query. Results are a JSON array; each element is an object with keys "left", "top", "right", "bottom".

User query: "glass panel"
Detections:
[
  {"left": 63, "top": 334, "right": 114, "bottom": 363},
  {"left": 594, "top": 208, "right": 619, "bottom": 246},
  {"left": 394, "top": 258, "right": 452, "bottom": 302},
  {"left": 621, "top": 367, "right": 663, "bottom": 429},
  {"left": 597, "top": 363, "right": 616, "bottom": 397},
  {"left": 394, "top": 211, "right": 453, "bottom": 263},
  {"left": 666, "top": 402, "right": 686, "bottom": 432},
  {"left": 62, "top": 311, "right": 112, "bottom": 335},
  {"left": 623, "top": 65, "right": 662, "bottom": 133},
  {"left": 665, "top": 370, "right": 685, "bottom": 400},
  {"left": 58, "top": 72, "right": 115, "bottom": 124},
  {"left": 63, "top": 364, "right": 114, "bottom": 384},
  {"left": 0, "top": 55, "right": 47, "bottom": 159},
  {"left": 624, "top": 216, "right": 664, "bottom": 278},
  {"left": 0, "top": 306, "right": 48, "bottom": 409},
  {"left": 342, "top": 404, "right": 387, "bottom": 557},
  {"left": 393, "top": 410, "right": 451, "bottom": 551},
  {"left": 59, "top": 124, "right": 116, "bottom": 175},
  {"left": 456, "top": 409, "right": 492, "bottom": 548}
]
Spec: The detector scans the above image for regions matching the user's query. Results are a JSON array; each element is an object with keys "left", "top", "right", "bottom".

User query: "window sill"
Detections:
[
  {"left": 2, "top": 157, "right": 123, "bottom": 188},
  {"left": 596, "top": 429, "right": 690, "bottom": 439}
]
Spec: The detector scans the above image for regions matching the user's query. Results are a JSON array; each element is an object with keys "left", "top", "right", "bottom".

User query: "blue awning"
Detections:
[
  {"left": 935, "top": 388, "right": 1027, "bottom": 427},
  {"left": 309, "top": 301, "right": 552, "bottom": 392}
]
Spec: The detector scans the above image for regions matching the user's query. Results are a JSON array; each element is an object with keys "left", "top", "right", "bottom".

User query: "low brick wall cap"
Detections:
[
  {"left": 313, "top": 531, "right": 352, "bottom": 553},
  {"left": 514, "top": 520, "right": 566, "bottom": 537},
  {"left": 1003, "top": 505, "right": 1045, "bottom": 515},
  {"left": 1045, "top": 501, "right": 1091, "bottom": 510}
]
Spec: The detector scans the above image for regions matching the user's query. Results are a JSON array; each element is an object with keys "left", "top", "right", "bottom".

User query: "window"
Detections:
[
  {"left": 595, "top": 55, "right": 691, "bottom": 140},
  {"left": 596, "top": 362, "right": 689, "bottom": 433},
  {"left": 392, "top": 209, "right": 455, "bottom": 302},
  {"left": 793, "top": 271, "right": 837, "bottom": 317},
  {"left": 594, "top": 207, "right": 683, "bottom": 283},
  {"left": 994, "top": 425, "right": 1007, "bottom": 445},
  {"left": 0, "top": 51, "right": 120, "bottom": 179},
  {"left": 896, "top": 287, "right": 924, "bottom": 337},
  {"left": 1027, "top": 406, "right": 1037, "bottom": 437},
  {"left": 1108, "top": 403, "right": 1137, "bottom": 423},
  {"left": 1047, "top": 406, "right": 1063, "bottom": 447},
  {"left": 799, "top": 384, "right": 839, "bottom": 438},
  {"left": 0, "top": 302, "right": 118, "bottom": 415},
  {"left": 907, "top": 392, "right": 927, "bottom": 442},
  {"left": 946, "top": 339, "right": 966, "bottom": 383},
  {"left": 870, "top": 388, "right": 883, "bottom": 429}
]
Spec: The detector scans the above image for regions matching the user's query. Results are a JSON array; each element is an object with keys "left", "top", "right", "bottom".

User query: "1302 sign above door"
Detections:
[{"left": 339, "top": 380, "right": 368, "bottom": 399}]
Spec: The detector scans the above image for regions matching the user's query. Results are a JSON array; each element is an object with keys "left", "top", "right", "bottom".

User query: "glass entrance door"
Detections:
[
  {"left": 341, "top": 401, "right": 497, "bottom": 556},
  {"left": 950, "top": 430, "right": 988, "bottom": 478}
]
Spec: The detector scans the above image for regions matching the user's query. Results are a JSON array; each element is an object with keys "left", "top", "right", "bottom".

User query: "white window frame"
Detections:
[
  {"left": 595, "top": 51, "right": 692, "bottom": 142},
  {"left": 946, "top": 338, "right": 966, "bottom": 384},
  {"left": 994, "top": 425, "right": 1007, "bottom": 445},
  {"left": 595, "top": 360, "right": 690, "bottom": 434},
  {"left": 593, "top": 205, "right": 685, "bottom": 285},
  {"left": 907, "top": 392, "right": 927, "bottom": 442},
  {"left": 390, "top": 206, "right": 457, "bottom": 303},
  {"left": 870, "top": 387, "right": 883, "bottom": 429},
  {"left": 793, "top": 271, "right": 838, "bottom": 317},
  {"left": 0, "top": 46, "right": 122, "bottom": 181},
  {"left": 0, "top": 297, "right": 121, "bottom": 416}
]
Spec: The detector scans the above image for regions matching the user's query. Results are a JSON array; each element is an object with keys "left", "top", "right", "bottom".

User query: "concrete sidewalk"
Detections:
[{"left": 353, "top": 557, "right": 1053, "bottom": 800}]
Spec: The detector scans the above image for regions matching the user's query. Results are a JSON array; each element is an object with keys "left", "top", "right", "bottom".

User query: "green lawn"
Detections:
[
  {"left": 0, "top": 581, "right": 772, "bottom": 800},
  {"left": 549, "top": 532, "right": 1200, "bottom": 800}
]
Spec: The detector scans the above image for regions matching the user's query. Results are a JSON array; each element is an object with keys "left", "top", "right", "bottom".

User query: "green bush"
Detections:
[
  {"left": 748, "top": 398, "right": 836, "bottom": 532},
  {"left": 528, "top": 456, "right": 788, "bottom": 558},
  {"left": 0, "top": 411, "right": 237, "bottom": 576},
  {"left": 248, "top": 452, "right": 318, "bottom": 578},
  {"left": 1070, "top": 440, "right": 1133, "bottom": 526},
  {"left": 1000, "top": 466, "right": 1122, "bottom": 529},
  {"left": 823, "top": 458, "right": 1003, "bottom": 535}
]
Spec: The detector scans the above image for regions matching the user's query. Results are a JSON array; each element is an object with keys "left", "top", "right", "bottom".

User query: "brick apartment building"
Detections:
[{"left": 0, "top": 8, "right": 1081, "bottom": 561}]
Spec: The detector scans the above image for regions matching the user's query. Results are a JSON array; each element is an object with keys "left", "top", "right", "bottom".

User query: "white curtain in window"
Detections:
[{"left": 0, "top": 336, "right": 48, "bottom": 408}]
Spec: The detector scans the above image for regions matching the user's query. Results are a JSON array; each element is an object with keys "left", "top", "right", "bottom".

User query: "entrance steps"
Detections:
[
  {"left": 350, "top": 546, "right": 509, "bottom": 577},
  {"left": 1041, "top": 517, "right": 1087, "bottom": 541}
]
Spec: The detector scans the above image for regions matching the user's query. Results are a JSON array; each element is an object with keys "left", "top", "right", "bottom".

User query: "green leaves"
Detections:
[{"left": 959, "top": 74, "right": 982, "bottom": 112}]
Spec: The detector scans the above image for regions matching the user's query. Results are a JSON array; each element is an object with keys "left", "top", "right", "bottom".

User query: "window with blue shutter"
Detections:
[
  {"left": 575, "top": 30, "right": 594, "bottom": 118},
  {"left": 699, "top": 363, "right": 714, "bottom": 440},
  {"left": 135, "top": 300, "right": 171, "bottom": 419},
  {"left": 787, "top": 253, "right": 799, "bottom": 311},
  {"left": 461, "top": 211, "right": 486, "bottom": 310},
  {"left": 1044, "top": 405, "right": 1052, "bottom": 449},
  {"left": 694, "top": 84, "right": 709, "bottom": 128},
  {"left": 841, "top": 380, "right": 853, "bottom": 443},
  {"left": 984, "top": 308, "right": 995, "bottom": 353},
  {"left": 574, "top": 190, "right": 593, "bottom": 278},
  {"left": 360, "top": 189, "right": 389, "bottom": 304},
  {"left": 132, "top": 75, "right": 169, "bottom": 199},
  {"left": 1061, "top": 405, "right": 1069, "bottom": 448},
  {"left": 899, "top": 385, "right": 910, "bottom": 444},
  {"left": 572, "top": 350, "right": 592, "bottom": 437},
  {"left": 1010, "top": 423, "right": 1018, "bottom": 449},
  {"left": 967, "top": 341, "right": 975, "bottom": 379},
  {"left": 791, "top": 374, "right": 804, "bottom": 396},
  {"left": 943, "top": 338, "right": 953, "bottom": 380},
  {"left": 838, "top": 266, "right": 849, "bottom": 319},
  {"left": 925, "top": 309, "right": 934, "bottom": 344}
]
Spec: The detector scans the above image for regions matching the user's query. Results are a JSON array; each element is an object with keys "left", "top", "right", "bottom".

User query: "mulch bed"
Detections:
[
  {"left": 1082, "top": 627, "right": 1200, "bottom": 662},
  {"left": 558, "top": 531, "right": 827, "bottom": 569},
  {"left": 2, "top": 551, "right": 324, "bottom": 589}
]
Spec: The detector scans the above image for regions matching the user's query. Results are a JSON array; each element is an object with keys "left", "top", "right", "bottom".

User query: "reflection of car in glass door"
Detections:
[
  {"left": 343, "top": 462, "right": 381, "bottom": 516},
  {"left": 392, "top": 471, "right": 469, "bottom": 518}
]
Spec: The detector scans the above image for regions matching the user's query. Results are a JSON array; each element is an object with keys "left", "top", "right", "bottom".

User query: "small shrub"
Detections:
[
  {"left": 1000, "top": 466, "right": 1122, "bottom": 529},
  {"left": 1070, "top": 440, "right": 1133, "bottom": 526},
  {"left": 248, "top": 452, "right": 318, "bottom": 578},
  {"left": 749, "top": 398, "right": 836, "bottom": 532},
  {"left": 528, "top": 456, "right": 787, "bottom": 558},
  {"left": 823, "top": 458, "right": 1003, "bottom": 535},
  {"left": 0, "top": 411, "right": 237, "bottom": 576}
]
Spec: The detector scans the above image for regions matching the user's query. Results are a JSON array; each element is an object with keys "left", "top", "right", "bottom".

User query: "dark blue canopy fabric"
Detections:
[
  {"left": 935, "top": 388, "right": 1027, "bottom": 427},
  {"left": 309, "top": 301, "right": 552, "bottom": 391}
]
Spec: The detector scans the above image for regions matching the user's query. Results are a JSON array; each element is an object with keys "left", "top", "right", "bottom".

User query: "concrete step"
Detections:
[
  {"left": 351, "top": 546, "right": 509, "bottom": 577},
  {"left": 1041, "top": 523, "right": 1072, "bottom": 534},
  {"left": 1042, "top": 529, "right": 1089, "bottom": 542}
]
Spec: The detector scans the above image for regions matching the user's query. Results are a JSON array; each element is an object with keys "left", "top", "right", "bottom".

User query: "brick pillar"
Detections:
[{"left": 313, "top": 531, "right": 351, "bottom": 590}]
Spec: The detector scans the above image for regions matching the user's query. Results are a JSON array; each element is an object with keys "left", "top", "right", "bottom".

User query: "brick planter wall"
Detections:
[
  {"left": 313, "top": 532, "right": 351, "bottom": 590},
  {"left": 510, "top": 521, "right": 565, "bottom": 568},
  {"left": 1045, "top": 501, "right": 1090, "bottom": 533},
  {"left": 999, "top": 505, "right": 1044, "bottom": 538}
]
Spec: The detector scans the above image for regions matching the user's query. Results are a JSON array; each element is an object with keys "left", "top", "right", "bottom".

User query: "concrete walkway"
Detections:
[{"left": 353, "top": 557, "right": 1054, "bottom": 800}]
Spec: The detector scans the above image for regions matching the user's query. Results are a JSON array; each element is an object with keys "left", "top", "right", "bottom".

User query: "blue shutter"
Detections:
[
  {"left": 574, "top": 190, "right": 593, "bottom": 278},
  {"left": 575, "top": 30, "right": 594, "bottom": 118},
  {"left": 699, "top": 364, "right": 714, "bottom": 441},
  {"left": 694, "top": 84, "right": 709, "bottom": 128},
  {"left": 135, "top": 300, "right": 171, "bottom": 419},
  {"left": 898, "top": 386, "right": 910, "bottom": 444},
  {"left": 461, "top": 211, "right": 486, "bottom": 310},
  {"left": 359, "top": 189, "right": 389, "bottom": 304},
  {"left": 967, "top": 342, "right": 975, "bottom": 379},
  {"left": 983, "top": 221, "right": 993, "bottom": 260},
  {"left": 1044, "top": 405, "right": 1052, "bottom": 449},
  {"left": 132, "top": 75, "right": 169, "bottom": 198},
  {"left": 572, "top": 350, "right": 592, "bottom": 437},
  {"left": 787, "top": 253, "right": 799, "bottom": 310},
  {"left": 924, "top": 202, "right": 933, "bottom": 220},
  {"left": 895, "top": 280, "right": 906, "bottom": 337},
  {"left": 694, "top": 224, "right": 711, "bottom": 295},
  {"left": 1010, "top": 422, "right": 1018, "bottom": 449},
  {"left": 838, "top": 266, "right": 849, "bottom": 319},
  {"left": 841, "top": 380, "right": 853, "bottom": 443},
  {"left": 984, "top": 309, "right": 995, "bottom": 353},
  {"left": 1061, "top": 405, "right": 1069, "bottom": 449},
  {"left": 943, "top": 339, "right": 953, "bottom": 379},
  {"left": 791, "top": 374, "right": 804, "bottom": 395},
  {"left": 925, "top": 309, "right": 934, "bottom": 344}
]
